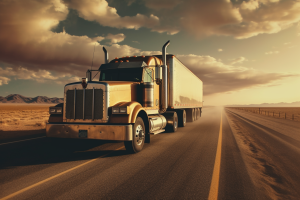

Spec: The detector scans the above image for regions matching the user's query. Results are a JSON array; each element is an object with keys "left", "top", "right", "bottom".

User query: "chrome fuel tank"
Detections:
[{"left": 149, "top": 115, "right": 167, "bottom": 133}]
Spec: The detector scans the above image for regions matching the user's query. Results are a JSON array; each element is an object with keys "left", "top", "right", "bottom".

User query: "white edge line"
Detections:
[{"left": 0, "top": 136, "right": 46, "bottom": 146}]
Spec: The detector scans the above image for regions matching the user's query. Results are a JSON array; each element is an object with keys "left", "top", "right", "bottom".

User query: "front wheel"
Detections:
[{"left": 124, "top": 117, "right": 145, "bottom": 153}]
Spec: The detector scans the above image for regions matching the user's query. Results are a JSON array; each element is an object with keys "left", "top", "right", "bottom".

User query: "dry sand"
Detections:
[
  {"left": 225, "top": 108, "right": 300, "bottom": 199},
  {"left": 0, "top": 104, "right": 56, "bottom": 142},
  {"left": 0, "top": 104, "right": 55, "bottom": 131},
  {"left": 227, "top": 107, "right": 300, "bottom": 122}
]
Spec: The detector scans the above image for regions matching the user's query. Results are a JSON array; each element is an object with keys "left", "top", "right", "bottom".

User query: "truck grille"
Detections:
[{"left": 65, "top": 89, "right": 103, "bottom": 119}]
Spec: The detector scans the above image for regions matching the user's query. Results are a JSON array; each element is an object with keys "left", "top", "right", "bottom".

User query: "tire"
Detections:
[
  {"left": 195, "top": 108, "right": 198, "bottom": 120},
  {"left": 164, "top": 111, "right": 178, "bottom": 132},
  {"left": 177, "top": 109, "right": 186, "bottom": 127},
  {"left": 186, "top": 108, "right": 195, "bottom": 122},
  {"left": 124, "top": 117, "right": 145, "bottom": 153}
]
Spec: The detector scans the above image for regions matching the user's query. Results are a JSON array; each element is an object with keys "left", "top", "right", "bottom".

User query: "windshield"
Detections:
[{"left": 99, "top": 68, "right": 143, "bottom": 82}]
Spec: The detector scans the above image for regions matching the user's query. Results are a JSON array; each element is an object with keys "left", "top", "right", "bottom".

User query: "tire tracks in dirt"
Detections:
[{"left": 225, "top": 108, "right": 300, "bottom": 200}]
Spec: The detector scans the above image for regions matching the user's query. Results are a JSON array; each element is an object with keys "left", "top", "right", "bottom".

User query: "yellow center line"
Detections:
[
  {"left": 208, "top": 110, "right": 223, "bottom": 200},
  {"left": 0, "top": 146, "right": 125, "bottom": 200}
]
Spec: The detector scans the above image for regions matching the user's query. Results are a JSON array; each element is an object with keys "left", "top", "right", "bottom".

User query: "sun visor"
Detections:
[{"left": 99, "top": 61, "right": 147, "bottom": 70}]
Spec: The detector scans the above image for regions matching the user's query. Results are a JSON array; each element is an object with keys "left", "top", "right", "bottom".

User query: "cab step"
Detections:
[{"left": 150, "top": 129, "right": 165, "bottom": 135}]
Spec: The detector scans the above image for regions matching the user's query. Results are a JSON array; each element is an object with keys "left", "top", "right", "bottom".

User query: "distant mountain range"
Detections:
[
  {"left": 226, "top": 101, "right": 300, "bottom": 107},
  {"left": 0, "top": 94, "right": 63, "bottom": 104}
]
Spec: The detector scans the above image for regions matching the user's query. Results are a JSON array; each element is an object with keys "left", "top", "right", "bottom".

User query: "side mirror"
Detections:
[{"left": 155, "top": 65, "right": 162, "bottom": 82}]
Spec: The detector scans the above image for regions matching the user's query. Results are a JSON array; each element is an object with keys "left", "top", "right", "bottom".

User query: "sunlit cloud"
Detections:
[
  {"left": 265, "top": 51, "right": 279, "bottom": 55},
  {"left": 63, "top": 0, "right": 160, "bottom": 30},
  {"left": 0, "top": 66, "right": 81, "bottom": 85},
  {"left": 0, "top": 76, "right": 10, "bottom": 86},
  {"left": 105, "top": 33, "right": 125, "bottom": 44},
  {"left": 142, "top": 0, "right": 300, "bottom": 38},
  {"left": 229, "top": 57, "right": 248, "bottom": 65},
  {"left": 0, "top": 0, "right": 298, "bottom": 98},
  {"left": 176, "top": 54, "right": 297, "bottom": 95}
]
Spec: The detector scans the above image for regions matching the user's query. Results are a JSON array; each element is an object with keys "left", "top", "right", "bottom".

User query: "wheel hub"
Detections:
[{"left": 135, "top": 125, "right": 144, "bottom": 145}]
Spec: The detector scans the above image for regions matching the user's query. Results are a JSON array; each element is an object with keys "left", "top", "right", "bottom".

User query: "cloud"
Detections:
[
  {"left": 216, "top": 0, "right": 300, "bottom": 39},
  {"left": 144, "top": 0, "right": 183, "bottom": 10},
  {"left": 176, "top": 54, "right": 296, "bottom": 95},
  {"left": 229, "top": 57, "right": 247, "bottom": 65},
  {"left": 0, "top": 0, "right": 297, "bottom": 96},
  {"left": 63, "top": 0, "right": 160, "bottom": 30},
  {"left": 105, "top": 33, "right": 125, "bottom": 44},
  {"left": 0, "top": 76, "right": 10, "bottom": 86},
  {"left": 0, "top": 66, "right": 81, "bottom": 85},
  {"left": 142, "top": 0, "right": 300, "bottom": 39},
  {"left": 265, "top": 51, "right": 279, "bottom": 55},
  {"left": 218, "top": 49, "right": 223, "bottom": 52},
  {"left": 0, "top": 0, "right": 143, "bottom": 80}
]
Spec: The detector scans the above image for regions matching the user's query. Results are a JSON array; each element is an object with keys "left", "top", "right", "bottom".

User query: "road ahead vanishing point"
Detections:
[{"left": 1, "top": 107, "right": 300, "bottom": 200}]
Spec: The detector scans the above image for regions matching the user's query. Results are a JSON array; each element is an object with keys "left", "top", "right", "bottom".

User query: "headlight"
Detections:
[
  {"left": 112, "top": 107, "right": 120, "bottom": 113},
  {"left": 49, "top": 107, "right": 63, "bottom": 114},
  {"left": 112, "top": 107, "right": 129, "bottom": 114},
  {"left": 56, "top": 107, "right": 62, "bottom": 114},
  {"left": 119, "top": 107, "right": 127, "bottom": 113}
]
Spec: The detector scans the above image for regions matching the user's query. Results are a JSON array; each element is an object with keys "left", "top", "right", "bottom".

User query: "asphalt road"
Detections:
[{"left": 0, "top": 107, "right": 299, "bottom": 200}]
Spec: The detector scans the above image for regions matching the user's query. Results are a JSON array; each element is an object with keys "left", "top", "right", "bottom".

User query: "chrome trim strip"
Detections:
[
  {"left": 74, "top": 88, "right": 76, "bottom": 119},
  {"left": 169, "top": 57, "right": 174, "bottom": 107},
  {"left": 83, "top": 88, "right": 85, "bottom": 120},
  {"left": 161, "top": 40, "right": 170, "bottom": 113},
  {"left": 106, "top": 85, "right": 110, "bottom": 121},
  {"left": 145, "top": 109, "right": 159, "bottom": 115},
  {"left": 92, "top": 87, "right": 95, "bottom": 120},
  {"left": 103, "top": 47, "right": 109, "bottom": 64}
]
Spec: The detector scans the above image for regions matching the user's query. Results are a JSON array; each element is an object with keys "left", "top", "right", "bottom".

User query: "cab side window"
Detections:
[{"left": 143, "top": 67, "right": 153, "bottom": 83}]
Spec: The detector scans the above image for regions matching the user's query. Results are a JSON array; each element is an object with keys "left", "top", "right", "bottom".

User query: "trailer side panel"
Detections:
[{"left": 168, "top": 56, "right": 203, "bottom": 109}]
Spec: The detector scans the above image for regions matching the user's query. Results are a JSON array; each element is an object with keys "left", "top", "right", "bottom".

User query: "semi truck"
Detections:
[{"left": 46, "top": 41, "right": 203, "bottom": 153}]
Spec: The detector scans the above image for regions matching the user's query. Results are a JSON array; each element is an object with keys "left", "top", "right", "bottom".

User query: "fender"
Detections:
[{"left": 109, "top": 101, "right": 146, "bottom": 124}]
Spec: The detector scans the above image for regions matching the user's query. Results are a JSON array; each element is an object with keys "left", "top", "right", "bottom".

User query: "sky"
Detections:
[{"left": 0, "top": 0, "right": 299, "bottom": 106}]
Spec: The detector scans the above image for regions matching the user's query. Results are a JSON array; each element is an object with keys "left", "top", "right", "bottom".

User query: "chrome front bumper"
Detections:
[{"left": 46, "top": 123, "right": 133, "bottom": 141}]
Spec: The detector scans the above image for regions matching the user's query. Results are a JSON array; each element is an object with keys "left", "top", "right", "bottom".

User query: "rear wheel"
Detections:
[
  {"left": 164, "top": 111, "right": 178, "bottom": 132},
  {"left": 177, "top": 109, "right": 186, "bottom": 127},
  {"left": 186, "top": 108, "right": 195, "bottom": 122},
  {"left": 124, "top": 117, "right": 145, "bottom": 153}
]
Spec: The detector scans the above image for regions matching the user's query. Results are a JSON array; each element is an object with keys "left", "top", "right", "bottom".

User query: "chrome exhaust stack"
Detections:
[
  {"left": 160, "top": 40, "right": 170, "bottom": 113},
  {"left": 103, "top": 47, "right": 109, "bottom": 64}
]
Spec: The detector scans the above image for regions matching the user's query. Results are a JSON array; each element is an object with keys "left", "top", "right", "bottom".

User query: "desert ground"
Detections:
[
  {"left": 227, "top": 107, "right": 300, "bottom": 122},
  {"left": 0, "top": 104, "right": 55, "bottom": 131},
  {"left": 0, "top": 104, "right": 55, "bottom": 142}
]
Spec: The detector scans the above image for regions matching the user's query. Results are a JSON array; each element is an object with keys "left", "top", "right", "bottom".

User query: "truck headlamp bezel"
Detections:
[
  {"left": 49, "top": 107, "right": 63, "bottom": 115},
  {"left": 119, "top": 107, "right": 127, "bottom": 113},
  {"left": 112, "top": 107, "right": 120, "bottom": 114},
  {"left": 56, "top": 107, "right": 62, "bottom": 114},
  {"left": 111, "top": 106, "right": 129, "bottom": 114}
]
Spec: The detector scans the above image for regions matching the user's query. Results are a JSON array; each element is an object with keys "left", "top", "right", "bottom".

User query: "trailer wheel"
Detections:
[
  {"left": 124, "top": 117, "right": 145, "bottom": 153},
  {"left": 186, "top": 108, "right": 195, "bottom": 122},
  {"left": 177, "top": 109, "right": 186, "bottom": 127},
  {"left": 196, "top": 108, "right": 200, "bottom": 120}
]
